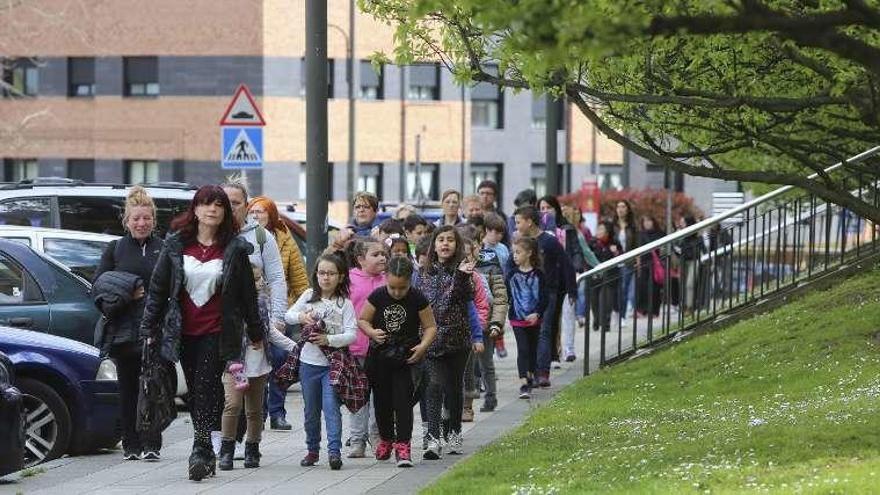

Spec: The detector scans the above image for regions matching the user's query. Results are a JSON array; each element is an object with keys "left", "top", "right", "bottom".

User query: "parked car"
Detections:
[
  {"left": 0, "top": 328, "right": 120, "bottom": 467},
  {"left": 0, "top": 350, "right": 24, "bottom": 476},
  {"left": 0, "top": 225, "right": 118, "bottom": 281}
]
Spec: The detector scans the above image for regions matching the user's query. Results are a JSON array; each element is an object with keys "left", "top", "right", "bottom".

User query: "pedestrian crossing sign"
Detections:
[{"left": 221, "top": 127, "right": 263, "bottom": 169}]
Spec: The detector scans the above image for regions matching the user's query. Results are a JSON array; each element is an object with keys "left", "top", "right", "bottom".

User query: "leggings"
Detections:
[
  {"left": 180, "top": 333, "right": 224, "bottom": 444},
  {"left": 110, "top": 342, "right": 163, "bottom": 453},
  {"left": 512, "top": 325, "right": 539, "bottom": 380},
  {"left": 221, "top": 374, "right": 268, "bottom": 444},
  {"left": 424, "top": 350, "right": 469, "bottom": 439},
  {"left": 366, "top": 354, "right": 415, "bottom": 443}
]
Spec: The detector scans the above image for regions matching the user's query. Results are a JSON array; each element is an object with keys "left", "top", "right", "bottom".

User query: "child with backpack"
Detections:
[{"left": 505, "top": 236, "right": 548, "bottom": 399}]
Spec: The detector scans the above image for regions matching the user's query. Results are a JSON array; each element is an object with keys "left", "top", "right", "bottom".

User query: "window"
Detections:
[
  {"left": 358, "top": 163, "right": 383, "bottom": 197},
  {"left": 68, "top": 57, "right": 95, "bottom": 97},
  {"left": 471, "top": 163, "right": 502, "bottom": 204},
  {"left": 2, "top": 158, "right": 38, "bottom": 182},
  {"left": 408, "top": 63, "right": 440, "bottom": 101},
  {"left": 471, "top": 66, "right": 503, "bottom": 129},
  {"left": 0, "top": 197, "right": 51, "bottom": 227},
  {"left": 407, "top": 163, "right": 439, "bottom": 200},
  {"left": 1, "top": 58, "right": 39, "bottom": 97},
  {"left": 298, "top": 162, "right": 334, "bottom": 201},
  {"left": 530, "top": 163, "right": 565, "bottom": 197},
  {"left": 67, "top": 159, "right": 95, "bottom": 182},
  {"left": 123, "top": 57, "right": 159, "bottom": 97},
  {"left": 125, "top": 160, "right": 159, "bottom": 184},
  {"left": 0, "top": 254, "right": 42, "bottom": 304},
  {"left": 531, "top": 95, "right": 565, "bottom": 130},
  {"left": 598, "top": 164, "right": 624, "bottom": 191},
  {"left": 300, "top": 58, "right": 336, "bottom": 98},
  {"left": 359, "top": 61, "right": 384, "bottom": 100},
  {"left": 43, "top": 238, "right": 109, "bottom": 281},
  {"left": 58, "top": 196, "right": 125, "bottom": 235}
]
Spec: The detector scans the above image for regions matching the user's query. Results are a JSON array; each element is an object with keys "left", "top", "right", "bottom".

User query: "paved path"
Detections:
[{"left": 1, "top": 318, "right": 656, "bottom": 494}]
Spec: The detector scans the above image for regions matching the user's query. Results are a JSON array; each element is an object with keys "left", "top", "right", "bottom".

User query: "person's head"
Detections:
[
  {"left": 513, "top": 205, "right": 541, "bottom": 237},
  {"left": 122, "top": 185, "right": 157, "bottom": 241},
  {"left": 309, "top": 253, "right": 350, "bottom": 301},
  {"left": 677, "top": 215, "right": 697, "bottom": 230},
  {"left": 641, "top": 215, "right": 659, "bottom": 232},
  {"left": 483, "top": 213, "right": 506, "bottom": 245},
  {"left": 171, "top": 185, "right": 237, "bottom": 247},
  {"left": 477, "top": 180, "right": 499, "bottom": 210},
  {"left": 221, "top": 175, "right": 249, "bottom": 227},
  {"left": 512, "top": 237, "right": 540, "bottom": 269},
  {"left": 352, "top": 191, "right": 379, "bottom": 226},
  {"left": 387, "top": 235, "right": 410, "bottom": 259},
  {"left": 440, "top": 189, "right": 461, "bottom": 218},
  {"left": 377, "top": 218, "right": 405, "bottom": 243},
  {"left": 462, "top": 195, "right": 483, "bottom": 220},
  {"left": 353, "top": 237, "right": 387, "bottom": 275},
  {"left": 456, "top": 224, "right": 481, "bottom": 260},
  {"left": 394, "top": 204, "right": 417, "bottom": 221},
  {"left": 596, "top": 221, "right": 614, "bottom": 241},
  {"left": 414, "top": 236, "right": 432, "bottom": 268},
  {"left": 428, "top": 225, "right": 465, "bottom": 266},
  {"left": 561, "top": 202, "right": 582, "bottom": 226},
  {"left": 514, "top": 189, "right": 537, "bottom": 209},
  {"left": 403, "top": 214, "right": 428, "bottom": 245},
  {"left": 247, "top": 196, "right": 285, "bottom": 233},
  {"left": 386, "top": 256, "right": 415, "bottom": 300},
  {"left": 614, "top": 199, "right": 635, "bottom": 226},
  {"left": 538, "top": 195, "right": 565, "bottom": 225},
  {"left": 465, "top": 215, "right": 486, "bottom": 242}
]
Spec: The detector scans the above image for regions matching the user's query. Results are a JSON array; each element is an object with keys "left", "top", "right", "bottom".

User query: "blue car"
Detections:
[
  {"left": 0, "top": 350, "right": 24, "bottom": 475},
  {"left": 0, "top": 327, "right": 120, "bottom": 467}
]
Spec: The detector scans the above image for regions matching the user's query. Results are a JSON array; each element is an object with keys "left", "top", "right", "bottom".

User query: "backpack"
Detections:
[{"left": 255, "top": 224, "right": 267, "bottom": 256}]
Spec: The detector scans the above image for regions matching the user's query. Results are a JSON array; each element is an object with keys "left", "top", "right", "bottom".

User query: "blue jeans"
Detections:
[
  {"left": 265, "top": 342, "right": 288, "bottom": 420},
  {"left": 300, "top": 362, "right": 342, "bottom": 456},
  {"left": 619, "top": 267, "right": 635, "bottom": 316},
  {"left": 537, "top": 291, "right": 560, "bottom": 374}
]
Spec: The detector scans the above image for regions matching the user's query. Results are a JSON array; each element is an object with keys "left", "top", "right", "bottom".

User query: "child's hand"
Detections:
[
  {"left": 407, "top": 343, "right": 428, "bottom": 364},
  {"left": 472, "top": 342, "right": 485, "bottom": 354},
  {"left": 371, "top": 328, "right": 387, "bottom": 344},
  {"left": 458, "top": 259, "right": 476, "bottom": 273},
  {"left": 525, "top": 313, "right": 539, "bottom": 324},
  {"left": 309, "top": 333, "right": 329, "bottom": 346},
  {"left": 299, "top": 310, "right": 317, "bottom": 326}
]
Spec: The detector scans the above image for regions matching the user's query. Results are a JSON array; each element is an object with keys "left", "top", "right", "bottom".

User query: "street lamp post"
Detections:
[
  {"left": 305, "top": 0, "right": 328, "bottom": 272},
  {"left": 328, "top": 0, "right": 357, "bottom": 209}
]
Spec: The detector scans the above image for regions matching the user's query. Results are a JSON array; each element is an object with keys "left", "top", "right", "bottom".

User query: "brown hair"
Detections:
[
  {"left": 513, "top": 236, "right": 542, "bottom": 270},
  {"left": 170, "top": 185, "right": 238, "bottom": 247}
]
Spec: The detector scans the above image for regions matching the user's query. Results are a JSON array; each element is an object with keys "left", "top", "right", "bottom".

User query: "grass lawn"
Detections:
[{"left": 425, "top": 265, "right": 880, "bottom": 494}]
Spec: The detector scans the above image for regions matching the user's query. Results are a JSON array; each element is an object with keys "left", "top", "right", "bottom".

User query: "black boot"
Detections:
[
  {"left": 218, "top": 439, "right": 235, "bottom": 471},
  {"left": 188, "top": 441, "right": 216, "bottom": 481},
  {"left": 243, "top": 442, "right": 261, "bottom": 468}
]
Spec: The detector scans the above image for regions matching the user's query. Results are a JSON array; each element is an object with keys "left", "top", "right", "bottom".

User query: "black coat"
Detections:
[
  {"left": 92, "top": 234, "right": 163, "bottom": 353},
  {"left": 140, "top": 232, "right": 264, "bottom": 363}
]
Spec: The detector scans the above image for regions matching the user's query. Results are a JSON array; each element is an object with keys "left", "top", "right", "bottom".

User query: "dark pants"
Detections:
[
  {"left": 110, "top": 342, "right": 162, "bottom": 453},
  {"left": 537, "top": 291, "right": 560, "bottom": 373},
  {"left": 512, "top": 325, "right": 539, "bottom": 379},
  {"left": 425, "top": 350, "right": 469, "bottom": 439},
  {"left": 180, "top": 333, "right": 224, "bottom": 444},
  {"left": 366, "top": 354, "right": 415, "bottom": 443},
  {"left": 591, "top": 281, "right": 615, "bottom": 332},
  {"left": 265, "top": 336, "right": 290, "bottom": 421}
]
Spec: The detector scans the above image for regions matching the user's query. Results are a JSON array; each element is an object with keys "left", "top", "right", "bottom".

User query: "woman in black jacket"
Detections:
[
  {"left": 140, "top": 185, "right": 264, "bottom": 482},
  {"left": 93, "top": 186, "right": 165, "bottom": 461},
  {"left": 635, "top": 215, "right": 664, "bottom": 317}
]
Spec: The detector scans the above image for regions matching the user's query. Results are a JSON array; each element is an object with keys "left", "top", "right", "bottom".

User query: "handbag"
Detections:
[{"left": 651, "top": 250, "right": 666, "bottom": 285}]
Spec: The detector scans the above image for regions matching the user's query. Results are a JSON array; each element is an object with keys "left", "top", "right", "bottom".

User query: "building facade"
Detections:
[{"left": 0, "top": 0, "right": 734, "bottom": 220}]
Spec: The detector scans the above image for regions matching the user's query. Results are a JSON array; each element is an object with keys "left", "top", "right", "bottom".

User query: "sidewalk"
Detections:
[{"left": 1, "top": 326, "right": 607, "bottom": 494}]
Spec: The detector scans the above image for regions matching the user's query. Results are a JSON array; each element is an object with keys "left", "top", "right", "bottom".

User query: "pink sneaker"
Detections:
[
  {"left": 394, "top": 442, "right": 413, "bottom": 468},
  {"left": 374, "top": 439, "right": 393, "bottom": 461}
]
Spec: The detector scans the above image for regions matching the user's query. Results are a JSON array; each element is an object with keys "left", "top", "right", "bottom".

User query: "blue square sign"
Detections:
[{"left": 221, "top": 126, "right": 263, "bottom": 169}]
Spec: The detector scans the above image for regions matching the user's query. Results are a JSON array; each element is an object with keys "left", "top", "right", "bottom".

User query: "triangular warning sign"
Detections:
[
  {"left": 225, "top": 129, "right": 262, "bottom": 163},
  {"left": 219, "top": 84, "right": 266, "bottom": 126}
]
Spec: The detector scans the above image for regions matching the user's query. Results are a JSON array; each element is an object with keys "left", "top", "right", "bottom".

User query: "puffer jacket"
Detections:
[
  {"left": 140, "top": 232, "right": 264, "bottom": 363},
  {"left": 92, "top": 270, "right": 142, "bottom": 354},
  {"left": 417, "top": 263, "right": 473, "bottom": 357},
  {"left": 275, "top": 226, "right": 309, "bottom": 305},
  {"left": 476, "top": 248, "right": 509, "bottom": 330}
]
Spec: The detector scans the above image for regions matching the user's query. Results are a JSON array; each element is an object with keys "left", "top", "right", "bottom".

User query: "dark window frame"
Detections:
[
  {"left": 123, "top": 56, "right": 159, "bottom": 97},
  {"left": 1, "top": 58, "right": 39, "bottom": 97},
  {"left": 407, "top": 162, "right": 440, "bottom": 200},
  {"left": 67, "top": 57, "right": 95, "bottom": 97},
  {"left": 124, "top": 159, "right": 160, "bottom": 184},
  {"left": 359, "top": 60, "right": 384, "bottom": 100},
  {"left": 408, "top": 63, "right": 440, "bottom": 101},
  {"left": 67, "top": 159, "right": 96, "bottom": 182},
  {"left": 358, "top": 162, "right": 384, "bottom": 198}
]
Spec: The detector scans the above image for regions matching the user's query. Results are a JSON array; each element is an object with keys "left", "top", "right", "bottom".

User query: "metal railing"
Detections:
[{"left": 578, "top": 147, "right": 880, "bottom": 375}]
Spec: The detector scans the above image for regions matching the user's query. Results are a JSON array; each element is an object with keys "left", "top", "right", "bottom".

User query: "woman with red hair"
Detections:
[{"left": 248, "top": 196, "right": 310, "bottom": 305}]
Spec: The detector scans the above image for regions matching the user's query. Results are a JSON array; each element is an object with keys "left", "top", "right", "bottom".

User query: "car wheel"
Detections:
[{"left": 18, "top": 378, "right": 72, "bottom": 467}]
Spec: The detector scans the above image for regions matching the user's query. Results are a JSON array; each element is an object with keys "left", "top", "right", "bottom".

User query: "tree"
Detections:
[{"left": 361, "top": 0, "right": 880, "bottom": 223}]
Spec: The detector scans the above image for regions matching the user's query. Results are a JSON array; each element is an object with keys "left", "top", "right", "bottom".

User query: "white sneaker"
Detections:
[
  {"left": 233, "top": 442, "right": 245, "bottom": 460},
  {"left": 423, "top": 435, "right": 442, "bottom": 460},
  {"left": 210, "top": 431, "right": 222, "bottom": 455},
  {"left": 551, "top": 360, "right": 561, "bottom": 369},
  {"left": 446, "top": 431, "right": 463, "bottom": 455},
  {"left": 421, "top": 422, "right": 430, "bottom": 450}
]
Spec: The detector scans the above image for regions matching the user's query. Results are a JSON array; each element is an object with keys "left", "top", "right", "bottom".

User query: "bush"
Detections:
[{"left": 560, "top": 187, "right": 703, "bottom": 231}]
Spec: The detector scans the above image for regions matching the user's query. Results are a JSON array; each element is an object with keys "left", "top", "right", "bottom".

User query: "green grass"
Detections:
[{"left": 425, "top": 266, "right": 880, "bottom": 494}]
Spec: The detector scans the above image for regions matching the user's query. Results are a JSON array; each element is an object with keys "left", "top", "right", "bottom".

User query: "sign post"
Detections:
[{"left": 219, "top": 84, "right": 266, "bottom": 170}]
